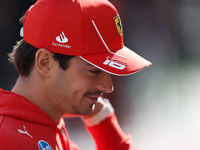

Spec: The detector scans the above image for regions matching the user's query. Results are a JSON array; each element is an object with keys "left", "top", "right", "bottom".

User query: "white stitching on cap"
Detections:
[{"left": 91, "top": 20, "right": 126, "bottom": 59}]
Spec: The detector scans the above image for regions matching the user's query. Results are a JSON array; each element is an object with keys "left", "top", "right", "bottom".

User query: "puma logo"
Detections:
[{"left": 18, "top": 126, "right": 33, "bottom": 138}]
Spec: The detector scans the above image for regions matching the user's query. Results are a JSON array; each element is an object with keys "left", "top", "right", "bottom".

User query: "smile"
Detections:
[{"left": 85, "top": 96, "right": 100, "bottom": 102}]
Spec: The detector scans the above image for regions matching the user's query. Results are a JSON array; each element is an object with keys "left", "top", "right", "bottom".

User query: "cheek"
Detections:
[
  {"left": 52, "top": 71, "right": 85, "bottom": 101},
  {"left": 52, "top": 71, "right": 72, "bottom": 99},
  {"left": 53, "top": 67, "right": 98, "bottom": 101}
]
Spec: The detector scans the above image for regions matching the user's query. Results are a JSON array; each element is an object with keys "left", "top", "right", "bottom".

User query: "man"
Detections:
[{"left": 0, "top": 0, "right": 152, "bottom": 149}]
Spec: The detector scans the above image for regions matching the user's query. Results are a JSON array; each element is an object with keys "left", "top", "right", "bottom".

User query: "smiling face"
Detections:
[{"left": 49, "top": 56, "right": 114, "bottom": 116}]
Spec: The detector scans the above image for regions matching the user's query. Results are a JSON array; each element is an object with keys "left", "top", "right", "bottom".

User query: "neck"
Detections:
[{"left": 12, "top": 75, "right": 63, "bottom": 124}]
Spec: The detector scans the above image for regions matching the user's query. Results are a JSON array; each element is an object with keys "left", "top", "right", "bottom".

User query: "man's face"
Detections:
[{"left": 49, "top": 56, "right": 113, "bottom": 116}]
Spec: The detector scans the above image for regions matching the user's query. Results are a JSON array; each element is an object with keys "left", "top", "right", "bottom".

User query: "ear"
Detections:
[{"left": 35, "top": 49, "right": 55, "bottom": 78}]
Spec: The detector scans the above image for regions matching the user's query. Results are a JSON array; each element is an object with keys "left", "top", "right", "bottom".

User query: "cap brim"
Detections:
[{"left": 80, "top": 46, "right": 152, "bottom": 76}]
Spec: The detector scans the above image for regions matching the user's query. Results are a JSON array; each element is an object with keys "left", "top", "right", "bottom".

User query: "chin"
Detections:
[
  {"left": 75, "top": 105, "right": 94, "bottom": 116},
  {"left": 82, "top": 109, "right": 93, "bottom": 116}
]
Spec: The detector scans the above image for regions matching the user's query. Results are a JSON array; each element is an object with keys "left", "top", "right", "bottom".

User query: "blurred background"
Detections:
[{"left": 1, "top": 0, "right": 200, "bottom": 150}]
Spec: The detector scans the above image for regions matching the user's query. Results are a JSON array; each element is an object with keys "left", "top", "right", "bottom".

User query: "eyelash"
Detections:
[{"left": 90, "top": 70, "right": 102, "bottom": 75}]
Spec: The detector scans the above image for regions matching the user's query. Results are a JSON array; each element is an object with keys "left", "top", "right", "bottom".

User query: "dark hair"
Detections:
[{"left": 8, "top": 39, "right": 75, "bottom": 76}]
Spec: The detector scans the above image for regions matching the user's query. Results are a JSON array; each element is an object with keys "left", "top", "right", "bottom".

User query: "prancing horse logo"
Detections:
[{"left": 114, "top": 15, "right": 122, "bottom": 37}]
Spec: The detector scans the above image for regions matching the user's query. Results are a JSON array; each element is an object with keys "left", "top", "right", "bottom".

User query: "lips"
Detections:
[{"left": 86, "top": 96, "right": 100, "bottom": 102}]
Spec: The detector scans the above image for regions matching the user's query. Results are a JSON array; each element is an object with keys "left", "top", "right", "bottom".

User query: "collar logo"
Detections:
[
  {"left": 56, "top": 31, "right": 68, "bottom": 43},
  {"left": 114, "top": 15, "right": 122, "bottom": 37},
  {"left": 38, "top": 140, "right": 53, "bottom": 150}
]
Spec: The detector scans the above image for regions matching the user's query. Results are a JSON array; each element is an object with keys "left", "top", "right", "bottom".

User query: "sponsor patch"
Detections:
[
  {"left": 38, "top": 140, "right": 53, "bottom": 150},
  {"left": 53, "top": 31, "right": 71, "bottom": 48}
]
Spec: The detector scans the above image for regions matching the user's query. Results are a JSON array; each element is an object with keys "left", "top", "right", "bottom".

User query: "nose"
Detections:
[{"left": 96, "top": 72, "right": 114, "bottom": 93}]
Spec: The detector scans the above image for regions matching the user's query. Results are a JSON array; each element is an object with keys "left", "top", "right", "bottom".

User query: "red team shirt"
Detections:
[{"left": 0, "top": 88, "right": 138, "bottom": 150}]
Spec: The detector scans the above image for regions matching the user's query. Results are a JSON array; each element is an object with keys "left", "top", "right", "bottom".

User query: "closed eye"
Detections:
[{"left": 90, "top": 69, "right": 102, "bottom": 75}]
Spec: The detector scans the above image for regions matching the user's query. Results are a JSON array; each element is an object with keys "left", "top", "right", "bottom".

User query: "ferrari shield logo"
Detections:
[{"left": 114, "top": 15, "right": 122, "bottom": 37}]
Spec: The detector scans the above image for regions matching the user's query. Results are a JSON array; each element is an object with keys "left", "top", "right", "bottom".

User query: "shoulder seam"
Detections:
[{"left": 0, "top": 134, "right": 23, "bottom": 149}]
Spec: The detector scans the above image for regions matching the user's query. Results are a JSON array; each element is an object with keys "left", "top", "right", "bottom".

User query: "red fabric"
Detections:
[
  {"left": 0, "top": 89, "right": 79, "bottom": 150},
  {"left": 87, "top": 112, "right": 138, "bottom": 150},
  {"left": 23, "top": 0, "right": 151, "bottom": 76},
  {"left": 0, "top": 89, "right": 137, "bottom": 149},
  {"left": 24, "top": 0, "right": 122, "bottom": 55},
  {"left": 0, "top": 134, "right": 23, "bottom": 150}
]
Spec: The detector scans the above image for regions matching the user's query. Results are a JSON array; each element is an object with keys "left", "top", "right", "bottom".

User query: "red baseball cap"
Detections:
[{"left": 22, "top": 0, "right": 152, "bottom": 76}]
